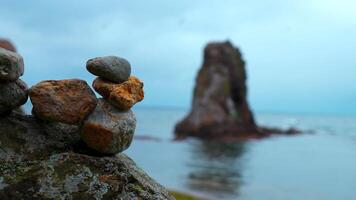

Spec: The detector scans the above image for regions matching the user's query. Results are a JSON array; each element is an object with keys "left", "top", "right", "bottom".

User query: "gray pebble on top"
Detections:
[
  {"left": 0, "top": 48, "right": 24, "bottom": 81},
  {"left": 86, "top": 56, "right": 131, "bottom": 83}
]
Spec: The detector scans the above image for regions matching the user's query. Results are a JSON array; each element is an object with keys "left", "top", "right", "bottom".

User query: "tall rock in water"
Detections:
[{"left": 175, "top": 41, "right": 258, "bottom": 138}]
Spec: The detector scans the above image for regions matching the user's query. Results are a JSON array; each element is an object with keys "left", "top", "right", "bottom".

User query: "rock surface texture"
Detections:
[
  {"left": 0, "top": 47, "right": 24, "bottom": 81},
  {"left": 0, "top": 79, "right": 28, "bottom": 115},
  {"left": 175, "top": 41, "right": 259, "bottom": 138},
  {"left": 0, "top": 113, "right": 174, "bottom": 200},
  {"left": 93, "top": 76, "right": 144, "bottom": 110},
  {"left": 87, "top": 56, "right": 131, "bottom": 83},
  {"left": 81, "top": 99, "right": 136, "bottom": 154},
  {"left": 29, "top": 79, "right": 98, "bottom": 124}
]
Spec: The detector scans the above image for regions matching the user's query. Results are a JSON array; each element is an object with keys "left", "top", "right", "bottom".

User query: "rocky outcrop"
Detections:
[
  {"left": 175, "top": 41, "right": 298, "bottom": 139},
  {"left": 175, "top": 41, "right": 257, "bottom": 138},
  {"left": 0, "top": 113, "right": 174, "bottom": 200}
]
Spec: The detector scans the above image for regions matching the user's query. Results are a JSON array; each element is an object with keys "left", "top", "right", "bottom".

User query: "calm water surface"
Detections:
[{"left": 126, "top": 108, "right": 356, "bottom": 200}]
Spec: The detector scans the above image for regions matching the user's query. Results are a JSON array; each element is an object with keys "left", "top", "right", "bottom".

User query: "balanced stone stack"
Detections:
[
  {"left": 0, "top": 47, "right": 28, "bottom": 115},
  {"left": 28, "top": 55, "right": 144, "bottom": 155},
  {"left": 83, "top": 56, "right": 144, "bottom": 154}
]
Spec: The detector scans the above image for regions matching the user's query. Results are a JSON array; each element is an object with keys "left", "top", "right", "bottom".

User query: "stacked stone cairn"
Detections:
[
  {"left": 83, "top": 56, "right": 144, "bottom": 154},
  {"left": 0, "top": 47, "right": 144, "bottom": 155},
  {"left": 0, "top": 46, "right": 28, "bottom": 115}
]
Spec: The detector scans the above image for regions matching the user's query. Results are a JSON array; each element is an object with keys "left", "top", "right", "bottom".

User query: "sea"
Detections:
[{"left": 126, "top": 107, "right": 356, "bottom": 200}]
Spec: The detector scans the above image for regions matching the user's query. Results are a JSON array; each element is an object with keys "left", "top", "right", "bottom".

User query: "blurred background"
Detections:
[{"left": 1, "top": 0, "right": 356, "bottom": 199}]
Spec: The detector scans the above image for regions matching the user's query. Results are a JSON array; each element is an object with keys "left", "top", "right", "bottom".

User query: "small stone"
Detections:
[
  {"left": 29, "top": 79, "right": 97, "bottom": 124},
  {"left": 0, "top": 39, "right": 16, "bottom": 52},
  {"left": 81, "top": 99, "right": 136, "bottom": 154},
  {"left": 93, "top": 76, "right": 144, "bottom": 110},
  {"left": 0, "top": 79, "right": 28, "bottom": 115},
  {"left": 0, "top": 48, "right": 24, "bottom": 81},
  {"left": 86, "top": 56, "right": 131, "bottom": 83}
]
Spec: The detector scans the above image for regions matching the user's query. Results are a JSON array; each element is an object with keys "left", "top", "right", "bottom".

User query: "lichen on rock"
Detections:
[{"left": 0, "top": 113, "right": 174, "bottom": 200}]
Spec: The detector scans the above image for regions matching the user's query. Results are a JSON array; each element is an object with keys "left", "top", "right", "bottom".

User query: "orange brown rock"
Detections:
[
  {"left": 29, "top": 79, "right": 97, "bottom": 124},
  {"left": 80, "top": 99, "right": 136, "bottom": 154},
  {"left": 93, "top": 76, "right": 144, "bottom": 110}
]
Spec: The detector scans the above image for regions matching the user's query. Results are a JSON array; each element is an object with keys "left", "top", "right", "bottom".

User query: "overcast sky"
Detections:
[{"left": 0, "top": 0, "right": 355, "bottom": 116}]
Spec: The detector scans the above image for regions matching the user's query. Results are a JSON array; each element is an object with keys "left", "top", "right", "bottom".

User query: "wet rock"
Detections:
[
  {"left": 0, "top": 48, "right": 24, "bottom": 81},
  {"left": 29, "top": 79, "right": 97, "bottom": 125},
  {"left": 86, "top": 56, "right": 131, "bottom": 83},
  {"left": 93, "top": 76, "right": 144, "bottom": 110},
  {"left": 0, "top": 113, "right": 174, "bottom": 200},
  {"left": 175, "top": 41, "right": 258, "bottom": 138},
  {"left": 0, "top": 79, "right": 28, "bottom": 115},
  {"left": 81, "top": 99, "right": 136, "bottom": 154},
  {"left": 0, "top": 39, "right": 16, "bottom": 52}
]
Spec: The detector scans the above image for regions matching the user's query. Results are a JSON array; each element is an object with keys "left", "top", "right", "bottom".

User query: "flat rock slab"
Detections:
[
  {"left": 0, "top": 48, "right": 24, "bottom": 81},
  {"left": 93, "top": 76, "right": 144, "bottom": 110},
  {"left": 0, "top": 79, "right": 28, "bottom": 115},
  {"left": 29, "top": 79, "right": 98, "bottom": 124},
  {"left": 81, "top": 99, "right": 136, "bottom": 154},
  {"left": 87, "top": 56, "right": 131, "bottom": 83}
]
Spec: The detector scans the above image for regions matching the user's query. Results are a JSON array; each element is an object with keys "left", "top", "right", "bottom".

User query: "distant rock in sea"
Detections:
[{"left": 175, "top": 41, "right": 299, "bottom": 139}]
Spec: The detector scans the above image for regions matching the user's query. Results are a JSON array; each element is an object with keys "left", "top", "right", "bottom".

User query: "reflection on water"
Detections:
[
  {"left": 186, "top": 141, "right": 246, "bottom": 196},
  {"left": 126, "top": 108, "right": 356, "bottom": 200}
]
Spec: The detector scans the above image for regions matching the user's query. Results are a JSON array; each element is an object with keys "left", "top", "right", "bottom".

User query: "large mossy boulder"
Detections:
[{"left": 0, "top": 113, "right": 174, "bottom": 200}]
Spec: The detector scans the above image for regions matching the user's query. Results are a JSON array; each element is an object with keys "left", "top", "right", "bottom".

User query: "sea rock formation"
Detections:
[
  {"left": 175, "top": 41, "right": 258, "bottom": 139},
  {"left": 175, "top": 41, "right": 300, "bottom": 139},
  {"left": 0, "top": 113, "right": 174, "bottom": 200},
  {"left": 87, "top": 56, "right": 131, "bottom": 83},
  {"left": 81, "top": 99, "right": 136, "bottom": 154},
  {"left": 29, "top": 79, "right": 98, "bottom": 125},
  {"left": 93, "top": 76, "right": 144, "bottom": 110}
]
